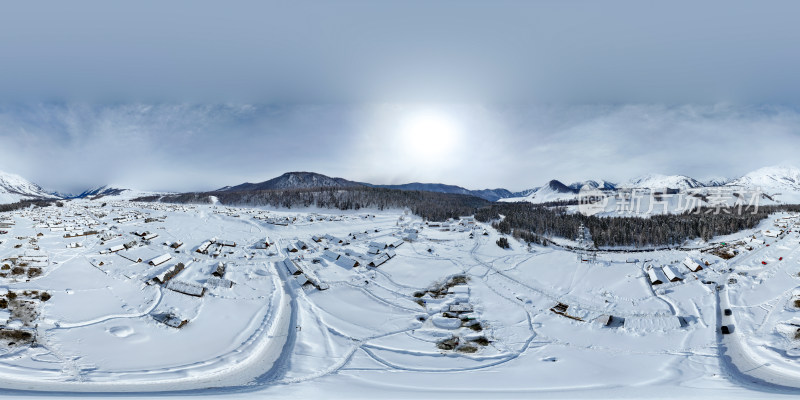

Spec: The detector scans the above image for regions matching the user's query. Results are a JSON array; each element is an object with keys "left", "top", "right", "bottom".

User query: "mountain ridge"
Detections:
[
  {"left": 4, "top": 165, "right": 800, "bottom": 205},
  {"left": 0, "top": 170, "right": 58, "bottom": 204}
]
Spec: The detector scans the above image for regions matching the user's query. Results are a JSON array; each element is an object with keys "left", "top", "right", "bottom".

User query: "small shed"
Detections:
[
  {"left": 368, "top": 253, "right": 390, "bottom": 267},
  {"left": 143, "top": 233, "right": 159, "bottom": 241},
  {"left": 336, "top": 256, "right": 359, "bottom": 269},
  {"left": 662, "top": 266, "right": 683, "bottom": 282},
  {"left": 322, "top": 250, "right": 340, "bottom": 262},
  {"left": 151, "top": 262, "right": 187, "bottom": 285},
  {"left": 213, "top": 262, "right": 226, "bottom": 277},
  {"left": 166, "top": 280, "right": 206, "bottom": 297},
  {"left": 294, "top": 274, "right": 309, "bottom": 286},
  {"left": 646, "top": 267, "right": 663, "bottom": 285},
  {"left": 149, "top": 254, "right": 173, "bottom": 267},
  {"left": 196, "top": 241, "right": 213, "bottom": 254},
  {"left": 206, "top": 276, "right": 234, "bottom": 289},
  {"left": 682, "top": 257, "right": 703, "bottom": 272},
  {"left": 281, "top": 258, "right": 301, "bottom": 275},
  {"left": 154, "top": 313, "right": 188, "bottom": 329},
  {"left": 449, "top": 303, "right": 473, "bottom": 313}
]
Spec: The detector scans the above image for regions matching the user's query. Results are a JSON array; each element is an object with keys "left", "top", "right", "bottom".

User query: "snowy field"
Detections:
[{"left": 0, "top": 200, "right": 799, "bottom": 398}]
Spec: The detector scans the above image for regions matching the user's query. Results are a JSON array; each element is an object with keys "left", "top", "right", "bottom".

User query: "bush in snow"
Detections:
[{"left": 496, "top": 237, "right": 510, "bottom": 249}]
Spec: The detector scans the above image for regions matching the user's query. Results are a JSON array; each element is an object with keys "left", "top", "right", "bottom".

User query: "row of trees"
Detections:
[
  {"left": 136, "top": 186, "right": 800, "bottom": 249},
  {"left": 135, "top": 187, "right": 489, "bottom": 222},
  {"left": 476, "top": 202, "right": 800, "bottom": 248},
  {"left": 0, "top": 199, "right": 57, "bottom": 213}
]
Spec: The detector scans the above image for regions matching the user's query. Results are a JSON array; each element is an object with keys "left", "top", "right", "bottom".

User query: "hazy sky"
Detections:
[{"left": 1, "top": 1, "right": 800, "bottom": 193}]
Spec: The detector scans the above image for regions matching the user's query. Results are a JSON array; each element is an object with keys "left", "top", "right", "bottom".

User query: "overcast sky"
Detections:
[{"left": 1, "top": 1, "right": 800, "bottom": 193}]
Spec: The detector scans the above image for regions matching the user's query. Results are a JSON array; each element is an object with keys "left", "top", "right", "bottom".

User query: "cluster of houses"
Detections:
[
  {"left": 113, "top": 211, "right": 148, "bottom": 224},
  {"left": 102, "top": 239, "right": 140, "bottom": 255},
  {"left": 133, "top": 230, "right": 159, "bottom": 242},
  {"left": 0, "top": 218, "right": 12, "bottom": 236},
  {"left": 270, "top": 227, "right": 414, "bottom": 291},
  {"left": 278, "top": 257, "right": 329, "bottom": 290},
  {"left": 426, "top": 217, "right": 476, "bottom": 233},
  {"left": 250, "top": 210, "right": 361, "bottom": 227},
  {"left": 645, "top": 257, "right": 706, "bottom": 285},
  {"left": 213, "top": 208, "right": 241, "bottom": 218},
  {"left": 63, "top": 229, "right": 100, "bottom": 239},
  {"left": 196, "top": 238, "right": 237, "bottom": 258},
  {"left": 773, "top": 215, "right": 800, "bottom": 231},
  {"left": 702, "top": 214, "right": 800, "bottom": 261}
]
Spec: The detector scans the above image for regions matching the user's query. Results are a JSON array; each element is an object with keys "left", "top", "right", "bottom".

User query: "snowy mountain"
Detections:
[
  {"left": 499, "top": 180, "right": 579, "bottom": 204},
  {"left": 0, "top": 170, "right": 58, "bottom": 204},
  {"left": 218, "top": 172, "right": 523, "bottom": 201},
  {"left": 509, "top": 187, "right": 538, "bottom": 198},
  {"left": 218, "top": 172, "right": 365, "bottom": 192},
  {"left": 702, "top": 177, "right": 729, "bottom": 187},
  {"left": 72, "top": 185, "right": 133, "bottom": 199},
  {"left": 28, "top": 165, "right": 800, "bottom": 207},
  {"left": 726, "top": 165, "right": 800, "bottom": 203},
  {"left": 621, "top": 174, "right": 703, "bottom": 190},
  {"left": 568, "top": 180, "right": 616, "bottom": 191}
]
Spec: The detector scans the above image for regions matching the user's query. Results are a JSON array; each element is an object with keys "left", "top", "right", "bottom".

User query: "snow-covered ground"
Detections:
[{"left": 0, "top": 201, "right": 799, "bottom": 398}]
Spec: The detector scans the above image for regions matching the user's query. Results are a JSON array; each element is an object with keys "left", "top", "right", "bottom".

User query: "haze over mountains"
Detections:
[{"left": 3, "top": 166, "right": 800, "bottom": 205}]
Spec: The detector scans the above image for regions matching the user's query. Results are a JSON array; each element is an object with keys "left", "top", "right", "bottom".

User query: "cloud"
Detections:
[
  {"left": 1, "top": 103, "right": 798, "bottom": 194},
  {"left": 1, "top": 1, "right": 800, "bottom": 104},
  {"left": 0, "top": 103, "right": 354, "bottom": 193}
]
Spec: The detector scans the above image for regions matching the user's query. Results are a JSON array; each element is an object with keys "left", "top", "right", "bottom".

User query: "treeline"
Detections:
[
  {"left": 476, "top": 202, "right": 800, "bottom": 248},
  {"left": 0, "top": 199, "right": 58, "bottom": 213},
  {"left": 136, "top": 186, "right": 800, "bottom": 248},
  {"left": 135, "top": 187, "right": 489, "bottom": 222}
]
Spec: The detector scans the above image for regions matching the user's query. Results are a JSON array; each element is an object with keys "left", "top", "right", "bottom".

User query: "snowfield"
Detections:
[{"left": 0, "top": 200, "right": 799, "bottom": 398}]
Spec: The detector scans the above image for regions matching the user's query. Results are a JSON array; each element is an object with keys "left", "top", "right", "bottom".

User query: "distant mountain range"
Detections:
[
  {"left": 216, "top": 172, "right": 526, "bottom": 202},
  {"left": 3, "top": 165, "right": 800, "bottom": 205},
  {"left": 499, "top": 165, "right": 800, "bottom": 205},
  {"left": 72, "top": 185, "right": 130, "bottom": 199}
]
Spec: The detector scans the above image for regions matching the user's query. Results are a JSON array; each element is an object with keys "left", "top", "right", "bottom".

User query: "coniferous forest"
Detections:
[
  {"left": 475, "top": 202, "right": 800, "bottom": 248},
  {"left": 135, "top": 187, "right": 488, "bottom": 222},
  {"left": 135, "top": 188, "right": 800, "bottom": 249}
]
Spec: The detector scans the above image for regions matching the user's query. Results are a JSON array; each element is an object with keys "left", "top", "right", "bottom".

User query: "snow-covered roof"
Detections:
[
  {"left": 166, "top": 280, "right": 205, "bottom": 297},
  {"left": 149, "top": 253, "right": 173, "bottom": 266},
  {"left": 682, "top": 257, "right": 702, "bottom": 272},
  {"left": 336, "top": 256, "right": 359, "bottom": 268},
  {"left": 646, "top": 268, "right": 663, "bottom": 285},
  {"left": 662, "top": 266, "right": 683, "bottom": 282}
]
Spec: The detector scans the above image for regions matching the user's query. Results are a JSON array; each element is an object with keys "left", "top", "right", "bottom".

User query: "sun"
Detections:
[{"left": 401, "top": 111, "right": 459, "bottom": 158}]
